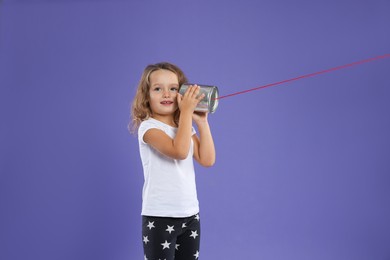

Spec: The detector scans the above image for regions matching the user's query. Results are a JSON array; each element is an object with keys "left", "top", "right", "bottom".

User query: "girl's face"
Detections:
[{"left": 148, "top": 69, "right": 180, "bottom": 118}]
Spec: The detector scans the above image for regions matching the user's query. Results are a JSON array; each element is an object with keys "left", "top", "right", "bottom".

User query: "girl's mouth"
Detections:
[{"left": 161, "top": 101, "right": 174, "bottom": 105}]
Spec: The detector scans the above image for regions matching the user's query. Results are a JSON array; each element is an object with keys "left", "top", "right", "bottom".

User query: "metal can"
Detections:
[{"left": 179, "top": 84, "right": 219, "bottom": 113}]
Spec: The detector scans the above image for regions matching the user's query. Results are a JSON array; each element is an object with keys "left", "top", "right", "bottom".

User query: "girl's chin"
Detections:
[{"left": 157, "top": 107, "right": 178, "bottom": 114}]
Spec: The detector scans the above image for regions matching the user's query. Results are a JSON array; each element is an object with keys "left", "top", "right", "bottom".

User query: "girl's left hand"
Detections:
[{"left": 192, "top": 111, "right": 208, "bottom": 124}]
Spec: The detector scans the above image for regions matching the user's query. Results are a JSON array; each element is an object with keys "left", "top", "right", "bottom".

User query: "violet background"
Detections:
[{"left": 1, "top": 0, "right": 390, "bottom": 259}]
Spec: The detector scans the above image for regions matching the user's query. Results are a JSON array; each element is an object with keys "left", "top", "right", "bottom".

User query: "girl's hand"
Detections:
[
  {"left": 177, "top": 85, "right": 205, "bottom": 114},
  {"left": 192, "top": 111, "right": 208, "bottom": 125}
]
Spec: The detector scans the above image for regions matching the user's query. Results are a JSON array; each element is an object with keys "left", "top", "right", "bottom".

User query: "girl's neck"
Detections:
[{"left": 151, "top": 114, "right": 177, "bottom": 128}]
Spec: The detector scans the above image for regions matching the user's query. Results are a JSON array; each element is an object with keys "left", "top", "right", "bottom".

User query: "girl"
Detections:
[{"left": 131, "top": 62, "right": 216, "bottom": 260}]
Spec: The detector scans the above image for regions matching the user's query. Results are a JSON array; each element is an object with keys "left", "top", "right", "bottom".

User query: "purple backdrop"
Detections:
[{"left": 1, "top": 0, "right": 390, "bottom": 259}]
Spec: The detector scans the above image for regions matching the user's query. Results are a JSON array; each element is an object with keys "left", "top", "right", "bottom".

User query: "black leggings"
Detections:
[{"left": 142, "top": 213, "right": 201, "bottom": 260}]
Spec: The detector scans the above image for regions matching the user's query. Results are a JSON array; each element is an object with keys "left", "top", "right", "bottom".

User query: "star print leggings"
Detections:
[{"left": 142, "top": 213, "right": 201, "bottom": 260}]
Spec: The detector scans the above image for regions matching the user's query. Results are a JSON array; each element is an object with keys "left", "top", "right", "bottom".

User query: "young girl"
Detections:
[{"left": 131, "top": 62, "right": 216, "bottom": 260}]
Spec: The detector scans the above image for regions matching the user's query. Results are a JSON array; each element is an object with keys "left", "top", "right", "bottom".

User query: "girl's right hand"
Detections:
[{"left": 177, "top": 85, "right": 205, "bottom": 113}]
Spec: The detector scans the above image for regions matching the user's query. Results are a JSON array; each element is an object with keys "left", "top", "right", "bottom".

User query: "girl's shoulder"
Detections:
[
  {"left": 140, "top": 117, "right": 166, "bottom": 129},
  {"left": 139, "top": 118, "right": 170, "bottom": 136},
  {"left": 139, "top": 117, "right": 195, "bottom": 139},
  {"left": 138, "top": 118, "right": 177, "bottom": 143}
]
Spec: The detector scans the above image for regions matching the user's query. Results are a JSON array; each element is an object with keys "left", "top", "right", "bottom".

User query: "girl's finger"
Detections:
[
  {"left": 191, "top": 85, "right": 200, "bottom": 98},
  {"left": 184, "top": 85, "right": 194, "bottom": 97},
  {"left": 197, "top": 93, "right": 205, "bottom": 100},
  {"left": 177, "top": 93, "right": 182, "bottom": 105}
]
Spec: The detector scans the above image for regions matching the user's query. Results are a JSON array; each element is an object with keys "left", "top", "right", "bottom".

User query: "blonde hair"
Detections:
[{"left": 129, "top": 62, "right": 188, "bottom": 133}]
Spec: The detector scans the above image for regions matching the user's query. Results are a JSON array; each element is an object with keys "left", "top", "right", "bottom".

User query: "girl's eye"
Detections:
[
  {"left": 153, "top": 87, "right": 161, "bottom": 92},
  {"left": 170, "top": 88, "right": 178, "bottom": 92}
]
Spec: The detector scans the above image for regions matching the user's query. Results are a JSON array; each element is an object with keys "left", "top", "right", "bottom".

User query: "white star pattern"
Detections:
[
  {"left": 166, "top": 225, "right": 175, "bottom": 234},
  {"left": 161, "top": 240, "right": 171, "bottom": 250},
  {"left": 146, "top": 221, "right": 155, "bottom": 230},
  {"left": 143, "top": 218, "right": 200, "bottom": 258},
  {"left": 190, "top": 230, "right": 199, "bottom": 239}
]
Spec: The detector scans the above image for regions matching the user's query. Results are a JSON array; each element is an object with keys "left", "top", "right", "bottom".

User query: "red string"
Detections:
[{"left": 216, "top": 54, "right": 390, "bottom": 100}]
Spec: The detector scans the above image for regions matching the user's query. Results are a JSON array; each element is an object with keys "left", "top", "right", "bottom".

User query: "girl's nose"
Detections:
[{"left": 163, "top": 90, "right": 170, "bottom": 97}]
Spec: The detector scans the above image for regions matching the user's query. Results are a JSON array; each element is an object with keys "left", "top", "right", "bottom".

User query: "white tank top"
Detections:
[{"left": 138, "top": 118, "right": 199, "bottom": 217}]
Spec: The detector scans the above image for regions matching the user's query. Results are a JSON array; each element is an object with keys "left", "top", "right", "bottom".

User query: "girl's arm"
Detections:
[
  {"left": 143, "top": 86, "right": 204, "bottom": 160},
  {"left": 192, "top": 112, "right": 216, "bottom": 167}
]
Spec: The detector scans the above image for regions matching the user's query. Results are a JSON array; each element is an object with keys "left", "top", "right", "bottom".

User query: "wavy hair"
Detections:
[{"left": 129, "top": 62, "right": 188, "bottom": 133}]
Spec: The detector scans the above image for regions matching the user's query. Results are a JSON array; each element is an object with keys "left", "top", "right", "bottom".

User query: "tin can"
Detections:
[{"left": 179, "top": 84, "right": 219, "bottom": 113}]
